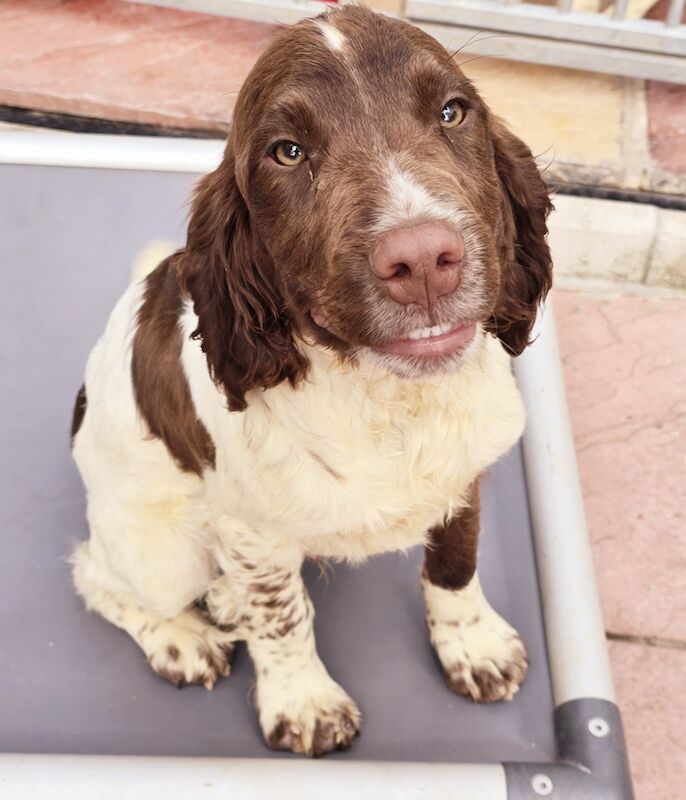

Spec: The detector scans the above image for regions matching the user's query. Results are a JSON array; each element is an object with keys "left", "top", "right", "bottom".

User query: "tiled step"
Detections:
[{"left": 0, "top": 0, "right": 274, "bottom": 132}]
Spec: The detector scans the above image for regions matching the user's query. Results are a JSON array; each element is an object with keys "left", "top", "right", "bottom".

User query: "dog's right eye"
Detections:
[
  {"left": 272, "top": 141, "right": 306, "bottom": 167},
  {"left": 440, "top": 98, "right": 466, "bottom": 129}
]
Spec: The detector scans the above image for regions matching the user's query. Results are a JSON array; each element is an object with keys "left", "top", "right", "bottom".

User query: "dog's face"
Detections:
[{"left": 181, "top": 7, "right": 552, "bottom": 409}]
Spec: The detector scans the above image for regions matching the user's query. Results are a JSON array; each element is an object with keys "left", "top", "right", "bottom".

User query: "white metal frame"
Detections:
[{"left": 0, "top": 131, "right": 617, "bottom": 799}]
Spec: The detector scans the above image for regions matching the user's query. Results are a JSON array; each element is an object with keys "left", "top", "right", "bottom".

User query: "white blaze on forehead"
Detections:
[
  {"left": 374, "top": 159, "right": 465, "bottom": 233},
  {"left": 315, "top": 19, "right": 347, "bottom": 51}
]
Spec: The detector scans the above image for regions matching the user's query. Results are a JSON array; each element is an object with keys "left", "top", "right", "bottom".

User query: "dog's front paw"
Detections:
[
  {"left": 423, "top": 575, "right": 528, "bottom": 702},
  {"left": 143, "top": 611, "right": 235, "bottom": 690},
  {"left": 435, "top": 616, "right": 528, "bottom": 702},
  {"left": 257, "top": 665, "right": 361, "bottom": 757}
]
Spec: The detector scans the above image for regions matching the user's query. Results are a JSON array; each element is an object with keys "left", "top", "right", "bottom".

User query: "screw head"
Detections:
[
  {"left": 531, "top": 773, "right": 554, "bottom": 796},
  {"left": 588, "top": 717, "right": 611, "bottom": 738}
]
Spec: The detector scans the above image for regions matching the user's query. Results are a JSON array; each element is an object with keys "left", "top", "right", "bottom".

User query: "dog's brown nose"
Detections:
[{"left": 371, "top": 223, "right": 464, "bottom": 311}]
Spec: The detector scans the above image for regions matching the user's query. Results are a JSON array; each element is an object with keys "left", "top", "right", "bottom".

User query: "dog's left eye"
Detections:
[
  {"left": 272, "top": 140, "right": 307, "bottom": 166},
  {"left": 440, "top": 99, "right": 466, "bottom": 129}
]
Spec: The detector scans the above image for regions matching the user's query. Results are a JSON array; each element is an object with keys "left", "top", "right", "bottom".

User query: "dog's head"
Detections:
[{"left": 180, "top": 6, "right": 552, "bottom": 410}]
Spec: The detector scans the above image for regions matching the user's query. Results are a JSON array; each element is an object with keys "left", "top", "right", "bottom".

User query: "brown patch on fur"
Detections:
[
  {"left": 167, "top": 645, "right": 180, "bottom": 662},
  {"left": 446, "top": 660, "right": 527, "bottom": 703},
  {"left": 231, "top": 551, "right": 257, "bottom": 571},
  {"left": 132, "top": 258, "right": 216, "bottom": 475},
  {"left": 70, "top": 384, "right": 87, "bottom": 444},
  {"left": 442, "top": 632, "right": 529, "bottom": 702},
  {"left": 307, "top": 449, "right": 343, "bottom": 481},
  {"left": 424, "top": 481, "right": 480, "bottom": 591},
  {"left": 275, "top": 616, "right": 301, "bottom": 638},
  {"left": 252, "top": 581, "right": 284, "bottom": 594},
  {"left": 154, "top": 663, "right": 186, "bottom": 689},
  {"left": 266, "top": 709, "right": 360, "bottom": 757},
  {"left": 267, "top": 717, "right": 291, "bottom": 751},
  {"left": 216, "top": 622, "right": 237, "bottom": 633},
  {"left": 196, "top": 645, "right": 212, "bottom": 664},
  {"left": 252, "top": 596, "right": 283, "bottom": 610}
]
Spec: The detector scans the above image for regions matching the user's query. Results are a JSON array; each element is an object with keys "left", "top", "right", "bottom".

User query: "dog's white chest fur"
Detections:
[{"left": 183, "top": 317, "right": 525, "bottom": 562}]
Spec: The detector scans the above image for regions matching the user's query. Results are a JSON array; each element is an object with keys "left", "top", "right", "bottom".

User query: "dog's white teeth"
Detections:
[
  {"left": 409, "top": 327, "right": 430, "bottom": 340},
  {"left": 407, "top": 323, "right": 455, "bottom": 340}
]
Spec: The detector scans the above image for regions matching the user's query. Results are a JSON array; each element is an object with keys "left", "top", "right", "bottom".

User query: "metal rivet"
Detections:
[
  {"left": 588, "top": 717, "right": 610, "bottom": 737},
  {"left": 531, "top": 773, "right": 554, "bottom": 796}
]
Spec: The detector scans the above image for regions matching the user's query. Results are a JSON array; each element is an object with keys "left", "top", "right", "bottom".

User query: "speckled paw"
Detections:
[
  {"left": 143, "top": 612, "right": 235, "bottom": 690},
  {"left": 442, "top": 631, "right": 529, "bottom": 702},
  {"left": 266, "top": 701, "right": 360, "bottom": 757},
  {"left": 259, "top": 674, "right": 361, "bottom": 757},
  {"left": 423, "top": 573, "right": 530, "bottom": 704}
]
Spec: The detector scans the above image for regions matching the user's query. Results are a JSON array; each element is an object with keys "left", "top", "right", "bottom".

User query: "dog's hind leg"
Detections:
[{"left": 72, "top": 540, "right": 235, "bottom": 689}]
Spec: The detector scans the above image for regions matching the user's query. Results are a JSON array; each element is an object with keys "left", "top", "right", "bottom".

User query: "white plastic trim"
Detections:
[
  {"left": 0, "top": 130, "right": 223, "bottom": 172},
  {"left": 129, "top": 0, "right": 334, "bottom": 25},
  {"left": 514, "top": 299, "right": 616, "bottom": 706},
  {"left": 0, "top": 754, "right": 507, "bottom": 800}
]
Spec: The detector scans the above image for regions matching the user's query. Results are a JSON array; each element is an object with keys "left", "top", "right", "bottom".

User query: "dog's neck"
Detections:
[{"left": 294, "top": 327, "right": 495, "bottom": 413}]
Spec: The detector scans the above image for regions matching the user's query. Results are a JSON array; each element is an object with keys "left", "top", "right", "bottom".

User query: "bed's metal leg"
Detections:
[{"left": 505, "top": 698, "right": 633, "bottom": 799}]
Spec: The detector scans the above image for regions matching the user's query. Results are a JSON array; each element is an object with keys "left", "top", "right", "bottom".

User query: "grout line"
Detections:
[
  {"left": 553, "top": 180, "right": 686, "bottom": 212},
  {"left": 640, "top": 205, "right": 661, "bottom": 284},
  {"left": 554, "top": 274, "right": 686, "bottom": 301},
  {"left": 621, "top": 78, "right": 650, "bottom": 192},
  {"left": 606, "top": 631, "right": 686, "bottom": 651}
]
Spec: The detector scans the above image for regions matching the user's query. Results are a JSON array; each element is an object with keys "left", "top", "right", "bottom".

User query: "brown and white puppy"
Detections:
[{"left": 71, "top": 6, "right": 552, "bottom": 757}]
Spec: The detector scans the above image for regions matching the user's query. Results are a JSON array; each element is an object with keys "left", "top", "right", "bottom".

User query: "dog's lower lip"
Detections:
[{"left": 373, "top": 322, "right": 477, "bottom": 357}]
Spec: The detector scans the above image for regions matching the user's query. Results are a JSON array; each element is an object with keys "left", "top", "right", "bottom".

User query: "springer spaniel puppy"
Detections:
[{"left": 71, "top": 6, "right": 552, "bottom": 757}]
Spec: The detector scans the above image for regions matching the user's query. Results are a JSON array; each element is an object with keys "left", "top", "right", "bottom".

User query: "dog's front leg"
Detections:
[
  {"left": 422, "top": 480, "right": 529, "bottom": 702},
  {"left": 207, "top": 542, "right": 360, "bottom": 756}
]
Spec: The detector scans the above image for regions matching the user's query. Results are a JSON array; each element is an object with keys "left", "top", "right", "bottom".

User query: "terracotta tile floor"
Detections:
[
  {"left": 607, "top": 641, "right": 686, "bottom": 800},
  {"left": 647, "top": 81, "right": 686, "bottom": 180},
  {"left": 556, "top": 289, "right": 686, "bottom": 800},
  {"left": 645, "top": 0, "right": 686, "bottom": 181},
  {"left": 0, "top": 0, "right": 273, "bottom": 131}
]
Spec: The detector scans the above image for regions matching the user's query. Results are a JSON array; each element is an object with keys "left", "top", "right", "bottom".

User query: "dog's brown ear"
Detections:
[
  {"left": 487, "top": 120, "right": 553, "bottom": 356},
  {"left": 179, "top": 145, "right": 308, "bottom": 411}
]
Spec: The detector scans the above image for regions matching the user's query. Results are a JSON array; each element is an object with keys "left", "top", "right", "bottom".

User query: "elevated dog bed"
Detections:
[{"left": 0, "top": 132, "right": 633, "bottom": 799}]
